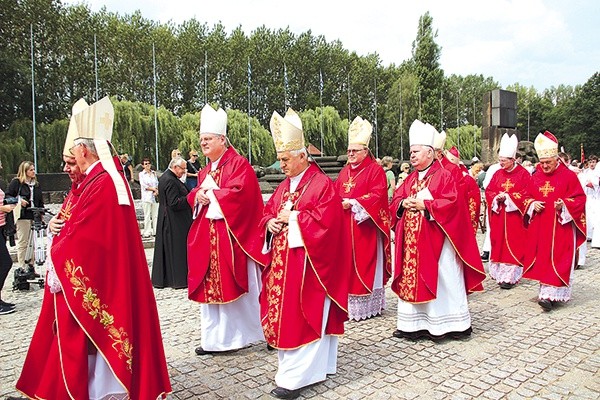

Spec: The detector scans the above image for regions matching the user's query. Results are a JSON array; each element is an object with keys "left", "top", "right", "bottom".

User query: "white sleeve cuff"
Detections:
[
  {"left": 204, "top": 190, "right": 224, "bottom": 220},
  {"left": 288, "top": 211, "right": 304, "bottom": 248}
]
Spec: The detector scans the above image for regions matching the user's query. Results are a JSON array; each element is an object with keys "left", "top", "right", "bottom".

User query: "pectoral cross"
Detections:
[
  {"left": 501, "top": 178, "right": 515, "bottom": 192},
  {"left": 343, "top": 176, "right": 356, "bottom": 193},
  {"left": 539, "top": 181, "right": 555, "bottom": 197}
]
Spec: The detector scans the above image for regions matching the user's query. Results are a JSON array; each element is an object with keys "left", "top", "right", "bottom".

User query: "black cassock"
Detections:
[{"left": 152, "top": 169, "right": 192, "bottom": 289}]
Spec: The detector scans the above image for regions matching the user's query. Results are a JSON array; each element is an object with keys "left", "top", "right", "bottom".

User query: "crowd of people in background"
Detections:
[{"left": 0, "top": 97, "right": 592, "bottom": 400}]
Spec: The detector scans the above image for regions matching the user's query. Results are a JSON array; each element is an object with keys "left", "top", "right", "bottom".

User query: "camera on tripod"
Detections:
[{"left": 13, "top": 207, "right": 52, "bottom": 291}]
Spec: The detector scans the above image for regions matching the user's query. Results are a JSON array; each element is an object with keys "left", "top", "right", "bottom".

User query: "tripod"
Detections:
[{"left": 17, "top": 207, "right": 51, "bottom": 290}]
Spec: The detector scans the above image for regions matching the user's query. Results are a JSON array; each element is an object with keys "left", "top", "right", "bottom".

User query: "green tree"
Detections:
[{"left": 411, "top": 12, "right": 444, "bottom": 125}]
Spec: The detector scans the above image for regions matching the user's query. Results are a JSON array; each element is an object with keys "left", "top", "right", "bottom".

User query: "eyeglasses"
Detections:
[
  {"left": 142, "top": 162, "right": 150, "bottom": 165},
  {"left": 347, "top": 149, "right": 366, "bottom": 154},
  {"left": 192, "top": 154, "right": 199, "bottom": 157}
]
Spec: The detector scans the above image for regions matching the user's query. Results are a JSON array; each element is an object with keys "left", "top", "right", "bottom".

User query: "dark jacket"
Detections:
[
  {"left": 151, "top": 169, "right": 192, "bottom": 289},
  {"left": 6, "top": 178, "right": 44, "bottom": 220}
]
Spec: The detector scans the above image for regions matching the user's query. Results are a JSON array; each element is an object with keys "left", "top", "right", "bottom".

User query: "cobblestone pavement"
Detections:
[{"left": 1, "top": 237, "right": 599, "bottom": 399}]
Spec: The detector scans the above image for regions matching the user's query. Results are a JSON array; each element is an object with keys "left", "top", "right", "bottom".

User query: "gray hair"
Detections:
[
  {"left": 168, "top": 156, "right": 186, "bottom": 169},
  {"left": 74, "top": 137, "right": 98, "bottom": 156},
  {"left": 289, "top": 148, "right": 308, "bottom": 157}
]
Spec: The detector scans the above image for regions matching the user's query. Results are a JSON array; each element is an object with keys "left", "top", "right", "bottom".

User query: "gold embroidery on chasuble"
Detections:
[
  {"left": 64, "top": 259, "right": 133, "bottom": 372},
  {"left": 205, "top": 169, "right": 224, "bottom": 303},
  {"left": 469, "top": 197, "right": 478, "bottom": 229},
  {"left": 399, "top": 177, "right": 431, "bottom": 302},
  {"left": 263, "top": 191, "right": 300, "bottom": 343},
  {"left": 539, "top": 181, "right": 555, "bottom": 197},
  {"left": 58, "top": 198, "right": 75, "bottom": 222},
  {"left": 501, "top": 178, "right": 515, "bottom": 192}
]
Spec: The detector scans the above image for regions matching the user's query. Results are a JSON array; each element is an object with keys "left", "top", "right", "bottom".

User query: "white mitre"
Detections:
[
  {"left": 409, "top": 119, "right": 435, "bottom": 147},
  {"left": 200, "top": 104, "right": 227, "bottom": 136},
  {"left": 498, "top": 133, "right": 518, "bottom": 158}
]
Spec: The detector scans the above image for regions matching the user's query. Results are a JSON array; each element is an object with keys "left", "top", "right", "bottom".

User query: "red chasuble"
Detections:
[
  {"left": 259, "top": 163, "right": 350, "bottom": 349},
  {"left": 485, "top": 164, "right": 532, "bottom": 266},
  {"left": 523, "top": 163, "right": 586, "bottom": 287},
  {"left": 334, "top": 156, "right": 392, "bottom": 295},
  {"left": 390, "top": 161, "right": 485, "bottom": 303},
  {"left": 187, "top": 146, "right": 268, "bottom": 304},
  {"left": 440, "top": 157, "right": 480, "bottom": 235},
  {"left": 17, "top": 158, "right": 171, "bottom": 400}
]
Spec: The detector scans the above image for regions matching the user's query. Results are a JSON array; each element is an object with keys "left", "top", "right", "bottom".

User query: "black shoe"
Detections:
[
  {"left": 480, "top": 251, "right": 489, "bottom": 261},
  {"left": 0, "top": 304, "right": 16, "bottom": 315},
  {"left": 392, "top": 329, "right": 404, "bottom": 338},
  {"left": 270, "top": 386, "right": 301, "bottom": 399},
  {"left": 538, "top": 299, "right": 553, "bottom": 311},
  {"left": 0, "top": 300, "right": 15, "bottom": 309},
  {"left": 499, "top": 282, "right": 515, "bottom": 289},
  {"left": 267, "top": 343, "right": 276, "bottom": 351},
  {"left": 195, "top": 346, "right": 220, "bottom": 356}
]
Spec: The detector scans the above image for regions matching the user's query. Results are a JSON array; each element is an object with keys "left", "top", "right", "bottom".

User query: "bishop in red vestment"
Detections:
[
  {"left": 17, "top": 97, "right": 171, "bottom": 400},
  {"left": 335, "top": 116, "right": 391, "bottom": 321},
  {"left": 445, "top": 146, "right": 482, "bottom": 235},
  {"left": 523, "top": 131, "right": 586, "bottom": 311},
  {"left": 390, "top": 120, "right": 485, "bottom": 341},
  {"left": 485, "top": 133, "right": 532, "bottom": 289},
  {"left": 187, "top": 104, "right": 268, "bottom": 355},
  {"left": 261, "top": 109, "right": 349, "bottom": 399}
]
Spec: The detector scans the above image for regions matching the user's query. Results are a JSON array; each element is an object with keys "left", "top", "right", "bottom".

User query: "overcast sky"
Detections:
[{"left": 63, "top": 0, "right": 599, "bottom": 91}]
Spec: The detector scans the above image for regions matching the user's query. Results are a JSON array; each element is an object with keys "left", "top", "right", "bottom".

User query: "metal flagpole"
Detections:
[
  {"left": 30, "top": 24, "right": 37, "bottom": 172},
  {"left": 319, "top": 69, "right": 324, "bottom": 155},
  {"left": 283, "top": 63, "right": 288, "bottom": 110},
  {"left": 440, "top": 90, "right": 443, "bottom": 129},
  {"left": 204, "top": 51, "right": 207, "bottom": 104},
  {"left": 399, "top": 81, "right": 403, "bottom": 160},
  {"left": 347, "top": 72, "right": 351, "bottom": 121},
  {"left": 247, "top": 57, "right": 252, "bottom": 164},
  {"left": 473, "top": 97, "right": 477, "bottom": 158},
  {"left": 374, "top": 77, "right": 378, "bottom": 158},
  {"left": 94, "top": 34, "right": 99, "bottom": 101},
  {"left": 456, "top": 89, "right": 460, "bottom": 151},
  {"left": 418, "top": 88, "right": 422, "bottom": 120},
  {"left": 152, "top": 43, "right": 159, "bottom": 169}
]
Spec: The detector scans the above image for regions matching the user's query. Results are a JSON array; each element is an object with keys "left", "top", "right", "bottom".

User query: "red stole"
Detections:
[
  {"left": 18, "top": 159, "right": 171, "bottom": 399},
  {"left": 187, "top": 146, "right": 268, "bottom": 303},
  {"left": 335, "top": 156, "right": 392, "bottom": 295},
  {"left": 259, "top": 163, "right": 349, "bottom": 349},
  {"left": 523, "top": 163, "right": 586, "bottom": 286},
  {"left": 485, "top": 164, "right": 532, "bottom": 266},
  {"left": 390, "top": 162, "right": 485, "bottom": 303}
]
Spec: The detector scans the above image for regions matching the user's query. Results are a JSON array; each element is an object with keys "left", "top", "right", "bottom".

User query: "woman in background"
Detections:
[{"left": 6, "top": 161, "right": 43, "bottom": 270}]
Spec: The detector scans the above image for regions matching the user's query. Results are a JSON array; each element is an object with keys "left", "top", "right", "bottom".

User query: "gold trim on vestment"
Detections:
[{"left": 64, "top": 259, "right": 133, "bottom": 372}]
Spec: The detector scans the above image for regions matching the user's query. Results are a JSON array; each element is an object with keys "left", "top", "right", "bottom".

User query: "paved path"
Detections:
[{"left": 1, "top": 240, "right": 599, "bottom": 399}]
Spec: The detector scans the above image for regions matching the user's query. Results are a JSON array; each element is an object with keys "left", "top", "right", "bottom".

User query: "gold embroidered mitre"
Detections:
[
  {"left": 63, "top": 98, "right": 89, "bottom": 157},
  {"left": 534, "top": 131, "right": 558, "bottom": 158},
  {"left": 433, "top": 129, "right": 446, "bottom": 150},
  {"left": 73, "top": 96, "right": 114, "bottom": 142},
  {"left": 200, "top": 104, "right": 227, "bottom": 136},
  {"left": 348, "top": 116, "right": 372, "bottom": 147},
  {"left": 269, "top": 108, "right": 305, "bottom": 152},
  {"left": 72, "top": 96, "right": 130, "bottom": 206}
]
